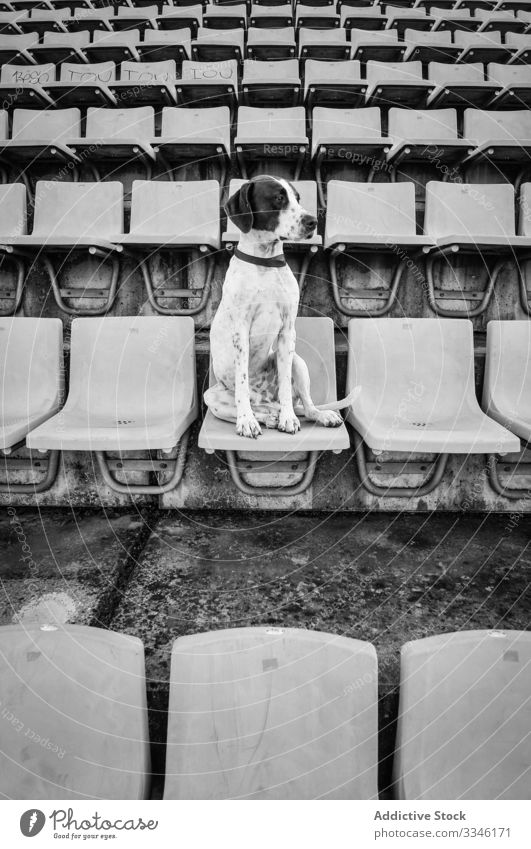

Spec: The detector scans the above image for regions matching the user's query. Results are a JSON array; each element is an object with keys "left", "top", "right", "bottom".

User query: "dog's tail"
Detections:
[{"left": 313, "top": 386, "right": 362, "bottom": 412}]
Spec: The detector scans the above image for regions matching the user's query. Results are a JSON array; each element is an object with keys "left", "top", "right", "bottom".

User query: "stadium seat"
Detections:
[
  {"left": 117, "top": 179, "right": 220, "bottom": 315},
  {"left": 164, "top": 627, "right": 378, "bottom": 799},
  {"left": 489, "top": 62, "right": 531, "bottom": 108},
  {"left": 0, "top": 11, "right": 28, "bottom": 35},
  {"left": 203, "top": 3, "right": 246, "bottom": 29},
  {"left": 110, "top": 59, "right": 178, "bottom": 106},
  {"left": 112, "top": 4, "right": 158, "bottom": 35},
  {"left": 249, "top": 1, "right": 294, "bottom": 28},
  {"left": 242, "top": 58, "right": 300, "bottom": 106},
  {"left": 403, "top": 29, "right": 460, "bottom": 63},
  {"left": 64, "top": 6, "right": 114, "bottom": 36},
  {"left": 235, "top": 106, "right": 308, "bottom": 179},
  {"left": 199, "top": 317, "right": 350, "bottom": 497},
  {"left": 350, "top": 27, "right": 405, "bottom": 63},
  {"left": 312, "top": 107, "right": 389, "bottom": 206},
  {"left": 463, "top": 109, "right": 531, "bottom": 192},
  {"left": 295, "top": 4, "right": 340, "bottom": 28},
  {"left": 476, "top": 7, "right": 527, "bottom": 34},
  {"left": 427, "top": 61, "right": 498, "bottom": 108},
  {"left": 0, "top": 183, "right": 27, "bottom": 316},
  {"left": 304, "top": 58, "right": 366, "bottom": 109},
  {"left": 340, "top": 5, "right": 386, "bottom": 32},
  {"left": 298, "top": 26, "right": 350, "bottom": 60},
  {"left": 246, "top": 26, "right": 296, "bottom": 60},
  {"left": 156, "top": 4, "right": 203, "bottom": 39},
  {"left": 192, "top": 25, "right": 244, "bottom": 62},
  {"left": 176, "top": 59, "right": 238, "bottom": 113},
  {"left": 430, "top": 5, "right": 479, "bottom": 32},
  {"left": 455, "top": 30, "right": 511, "bottom": 65},
  {"left": 346, "top": 319, "right": 519, "bottom": 496},
  {"left": 423, "top": 181, "right": 531, "bottom": 317},
  {"left": 0, "top": 31, "right": 40, "bottom": 64},
  {"left": 325, "top": 181, "right": 430, "bottom": 316},
  {"left": 0, "top": 624, "right": 150, "bottom": 797},
  {"left": 137, "top": 26, "right": 191, "bottom": 63},
  {"left": 365, "top": 60, "right": 434, "bottom": 108},
  {"left": 0, "top": 61, "right": 55, "bottom": 106},
  {"left": 386, "top": 6, "right": 434, "bottom": 37},
  {"left": 27, "top": 316, "right": 197, "bottom": 494},
  {"left": 0, "top": 316, "right": 62, "bottom": 492},
  {"left": 85, "top": 28, "right": 140, "bottom": 64},
  {"left": 386, "top": 107, "right": 472, "bottom": 176},
  {"left": 43, "top": 60, "right": 117, "bottom": 107},
  {"left": 18, "top": 8, "right": 69, "bottom": 37},
  {"left": 394, "top": 631, "right": 531, "bottom": 798},
  {"left": 28, "top": 28, "right": 89, "bottom": 65},
  {"left": 68, "top": 106, "right": 156, "bottom": 180},
  {"left": 154, "top": 105, "right": 230, "bottom": 183},
  {"left": 507, "top": 32, "right": 531, "bottom": 64}
]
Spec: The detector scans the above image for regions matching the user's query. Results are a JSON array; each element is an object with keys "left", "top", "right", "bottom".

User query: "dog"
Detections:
[{"left": 204, "top": 175, "right": 357, "bottom": 439}]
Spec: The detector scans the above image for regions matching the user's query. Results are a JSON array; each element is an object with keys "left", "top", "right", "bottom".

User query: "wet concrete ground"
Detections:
[{"left": 1, "top": 507, "right": 530, "bottom": 798}]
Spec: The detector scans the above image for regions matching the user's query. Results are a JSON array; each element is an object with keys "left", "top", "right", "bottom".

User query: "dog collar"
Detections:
[{"left": 233, "top": 248, "right": 286, "bottom": 268}]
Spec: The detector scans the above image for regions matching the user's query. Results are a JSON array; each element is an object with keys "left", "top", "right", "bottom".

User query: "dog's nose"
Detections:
[{"left": 302, "top": 214, "right": 318, "bottom": 231}]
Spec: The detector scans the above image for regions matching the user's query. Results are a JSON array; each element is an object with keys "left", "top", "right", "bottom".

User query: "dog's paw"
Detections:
[
  {"left": 236, "top": 412, "right": 262, "bottom": 439},
  {"left": 278, "top": 411, "right": 301, "bottom": 434},
  {"left": 315, "top": 410, "right": 343, "bottom": 428}
]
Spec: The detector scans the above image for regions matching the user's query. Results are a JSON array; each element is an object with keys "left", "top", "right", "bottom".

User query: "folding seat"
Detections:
[
  {"left": 350, "top": 27, "right": 405, "bottom": 62},
  {"left": 507, "top": 31, "right": 531, "bottom": 64},
  {"left": 18, "top": 7, "right": 70, "bottom": 36},
  {"left": 427, "top": 61, "right": 497, "bottom": 108},
  {"left": 202, "top": 3, "right": 247, "bottom": 29},
  {"left": 241, "top": 58, "right": 300, "bottom": 106},
  {"left": 246, "top": 25, "right": 296, "bottom": 59},
  {"left": 0, "top": 61, "right": 55, "bottom": 106},
  {"left": 0, "top": 183, "right": 26, "bottom": 316},
  {"left": 476, "top": 8, "right": 527, "bottom": 35},
  {"left": 0, "top": 11, "right": 28, "bottom": 36},
  {"left": 154, "top": 105, "right": 230, "bottom": 183},
  {"left": 224, "top": 178, "right": 321, "bottom": 290},
  {"left": 111, "top": 59, "right": 178, "bottom": 106},
  {"left": 176, "top": 59, "right": 238, "bottom": 113},
  {"left": 365, "top": 60, "right": 434, "bottom": 107},
  {"left": 394, "top": 631, "right": 531, "bottom": 798},
  {"left": 324, "top": 181, "right": 430, "bottom": 316},
  {"left": 27, "top": 316, "right": 197, "bottom": 494},
  {"left": 346, "top": 319, "right": 518, "bottom": 496},
  {"left": 454, "top": 30, "right": 512, "bottom": 65},
  {"left": 164, "top": 628, "right": 378, "bottom": 798},
  {"left": 0, "top": 31, "right": 39, "bottom": 64},
  {"left": 249, "top": 1, "right": 293, "bottom": 28},
  {"left": 28, "top": 29, "right": 89, "bottom": 64},
  {"left": 298, "top": 26, "right": 350, "bottom": 60},
  {"left": 43, "top": 60, "right": 117, "bottom": 106},
  {"left": 385, "top": 6, "right": 434, "bottom": 37},
  {"left": 403, "top": 29, "right": 461, "bottom": 63},
  {"left": 0, "top": 625, "right": 150, "bottom": 797},
  {"left": 111, "top": 4, "right": 158, "bottom": 35},
  {"left": 0, "top": 108, "right": 80, "bottom": 191},
  {"left": 304, "top": 58, "right": 366, "bottom": 109},
  {"left": 295, "top": 3, "right": 341, "bottom": 28},
  {"left": 116, "top": 179, "right": 220, "bottom": 315},
  {"left": 156, "top": 4, "right": 203, "bottom": 39},
  {"left": 496, "top": 0, "right": 531, "bottom": 8},
  {"left": 192, "top": 25, "right": 244, "bottom": 62},
  {"left": 137, "top": 26, "right": 191, "bottom": 63},
  {"left": 423, "top": 181, "right": 531, "bottom": 317},
  {"left": 312, "top": 107, "right": 389, "bottom": 206},
  {"left": 340, "top": 5, "right": 386, "bottom": 32},
  {"left": 199, "top": 318, "right": 351, "bottom": 497},
  {"left": 430, "top": 6, "right": 480, "bottom": 33},
  {"left": 85, "top": 28, "right": 141, "bottom": 64},
  {"left": 463, "top": 108, "right": 531, "bottom": 192},
  {"left": 235, "top": 105, "right": 308, "bottom": 179},
  {"left": 65, "top": 5, "right": 114, "bottom": 36},
  {"left": 488, "top": 62, "right": 531, "bottom": 107},
  {"left": 386, "top": 107, "right": 472, "bottom": 175}
]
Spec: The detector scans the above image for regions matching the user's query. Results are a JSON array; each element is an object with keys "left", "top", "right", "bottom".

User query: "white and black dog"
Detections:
[{"left": 204, "top": 175, "right": 356, "bottom": 439}]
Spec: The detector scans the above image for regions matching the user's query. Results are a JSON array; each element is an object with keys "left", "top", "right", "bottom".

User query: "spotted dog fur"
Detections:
[{"left": 205, "top": 175, "right": 357, "bottom": 439}]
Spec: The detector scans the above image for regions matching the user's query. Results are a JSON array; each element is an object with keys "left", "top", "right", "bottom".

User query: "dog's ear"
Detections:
[{"left": 224, "top": 181, "right": 254, "bottom": 233}]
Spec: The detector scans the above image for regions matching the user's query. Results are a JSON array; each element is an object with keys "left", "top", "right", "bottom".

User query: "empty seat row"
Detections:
[
  {"left": 2, "top": 315, "right": 531, "bottom": 500},
  {"left": 1, "top": 623, "right": 529, "bottom": 799}
]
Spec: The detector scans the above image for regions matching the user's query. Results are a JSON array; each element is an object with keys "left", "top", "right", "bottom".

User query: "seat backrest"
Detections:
[
  {"left": 129, "top": 179, "right": 220, "bottom": 245},
  {"left": 160, "top": 105, "right": 230, "bottom": 145},
  {"left": 29, "top": 8, "right": 70, "bottom": 20},
  {"left": 518, "top": 181, "right": 531, "bottom": 235},
  {"left": 404, "top": 28, "right": 452, "bottom": 45},
  {"left": 67, "top": 316, "right": 196, "bottom": 418},
  {"left": 296, "top": 4, "right": 339, "bottom": 19},
  {"left": 243, "top": 58, "right": 299, "bottom": 81},
  {"left": 0, "top": 183, "right": 26, "bottom": 237},
  {"left": 117, "top": 3, "right": 157, "bottom": 16},
  {"left": 0, "top": 11, "right": 28, "bottom": 21},
  {"left": 299, "top": 27, "right": 347, "bottom": 45},
  {"left": 247, "top": 26, "right": 295, "bottom": 45},
  {"left": 341, "top": 5, "right": 382, "bottom": 24},
  {"left": 326, "top": 181, "right": 417, "bottom": 241},
  {"left": 483, "top": 320, "right": 531, "bottom": 417},
  {"left": 159, "top": 3, "right": 203, "bottom": 19},
  {"left": 304, "top": 58, "right": 361, "bottom": 84},
  {"left": 429, "top": 61, "right": 485, "bottom": 83},
  {"left": 454, "top": 30, "right": 502, "bottom": 47},
  {"left": 366, "top": 60, "right": 423, "bottom": 84},
  {"left": 0, "top": 316, "right": 63, "bottom": 420},
  {"left": 388, "top": 107, "right": 458, "bottom": 142},
  {"left": 32, "top": 180, "right": 123, "bottom": 238},
  {"left": 225, "top": 180, "right": 319, "bottom": 247},
  {"left": 488, "top": 63, "right": 531, "bottom": 85},
  {"left": 431, "top": 4, "right": 470, "bottom": 16},
  {"left": 1, "top": 62, "right": 55, "bottom": 84},
  {"left": 205, "top": 3, "right": 246, "bottom": 17},
  {"left": 42, "top": 29, "right": 90, "bottom": 47},
  {"left": 350, "top": 27, "right": 398, "bottom": 47},
  {"left": 347, "top": 318, "right": 478, "bottom": 420},
  {"left": 181, "top": 58, "right": 237, "bottom": 83},
  {"left": 0, "top": 31, "right": 39, "bottom": 48},
  {"left": 506, "top": 32, "right": 529, "bottom": 48},
  {"left": 144, "top": 27, "right": 191, "bottom": 45},
  {"left": 464, "top": 108, "right": 531, "bottom": 143},
  {"left": 85, "top": 105, "right": 154, "bottom": 140},
  {"left": 120, "top": 59, "right": 177, "bottom": 83},
  {"left": 424, "top": 181, "right": 516, "bottom": 237},
  {"left": 195, "top": 26, "right": 245, "bottom": 50},
  {"left": 237, "top": 105, "right": 306, "bottom": 139},
  {"left": 60, "top": 61, "right": 115, "bottom": 84},
  {"left": 390, "top": 5, "right": 427, "bottom": 16},
  {"left": 12, "top": 107, "right": 81, "bottom": 141},
  {"left": 92, "top": 28, "right": 140, "bottom": 46},
  {"left": 313, "top": 105, "right": 383, "bottom": 139},
  {"left": 0, "top": 109, "right": 7, "bottom": 140}
]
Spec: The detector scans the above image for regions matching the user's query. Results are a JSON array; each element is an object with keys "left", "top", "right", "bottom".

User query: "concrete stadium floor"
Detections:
[{"left": 1, "top": 507, "right": 530, "bottom": 798}]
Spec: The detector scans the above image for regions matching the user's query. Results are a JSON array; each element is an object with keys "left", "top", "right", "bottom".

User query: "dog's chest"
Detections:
[{"left": 225, "top": 260, "right": 299, "bottom": 312}]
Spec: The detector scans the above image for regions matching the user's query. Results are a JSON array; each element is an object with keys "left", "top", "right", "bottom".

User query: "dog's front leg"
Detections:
[
  {"left": 233, "top": 328, "right": 262, "bottom": 439},
  {"left": 277, "top": 319, "right": 300, "bottom": 434}
]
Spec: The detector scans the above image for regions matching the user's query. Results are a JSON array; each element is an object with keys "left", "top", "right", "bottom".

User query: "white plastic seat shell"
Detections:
[{"left": 483, "top": 320, "right": 531, "bottom": 442}]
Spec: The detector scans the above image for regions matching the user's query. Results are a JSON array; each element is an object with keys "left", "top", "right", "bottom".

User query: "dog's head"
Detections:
[{"left": 224, "top": 176, "right": 317, "bottom": 242}]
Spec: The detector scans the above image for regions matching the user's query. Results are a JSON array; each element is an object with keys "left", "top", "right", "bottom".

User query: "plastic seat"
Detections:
[
  {"left": 177, "top": 59, "right": 238, "bottom": 112},
  {"left": 203, "top": 2, "right": 246, "bottom": 29},
  {"left": 156, "top": 4, "right": 203, "bottom": 39},
  {"left": 0, "top": 624, "right": 150, "bottom": 797},
  {"left": 430, "top": 5, "right": 479, "bottom": 32},
  {"left": 0, "top": 11, "right": 28, "bottom": 35},
  {"left": 424, "top": 181, "right": 531, "bottom": 316},
  {"left": 111, "top": 59, "right": 177, "bottom": 105},
  {"left": 454, "top": 30, "right": 511, "bottom": 65},
  {"left": 403, "top": 28, "right": 461, "bottom": 63},
  {"left": 199, "top": 318, "right": 350, "bottom": 495},
  {"left": 192, "top": 25, "right": 244, "bottom": 62},
  {"left": 304, "top": 58, "right": 366, "bottom": 108},
  {"left": 28, "top": 28, "right": 89, "bottom": 64},
  {"left": 0, "top": 107, "right": 80, "bottom": 190},
  {"left": 365, "top": 59, "right": 434, "bottom": 107},
  {"left": 346, "top": 319, "right": 518, "bottom": 496},
  {"left": 43, "top": 60, "right": 117, "bottom": 106},
  {"left": 0, "top": 61, "right": 55, "bottom": 106},
  {"left": 117, "top": 179, "right": 220, "bottom": 316},
  {"left": 386, "top": 6, "right": 434, "bottom": 37},
  {"left": 137, "top": 26, "right": 190, "bottom": 63},
  {"left": 242, "top": 58, "right": 300, "bottom": 106},
  {"left": 386, "top": 107, "right": 472, "bottom": 174},
  {"left": 85, "top": 28, "right": 140, "bottom": 64},
  {"left": 68, "top": 105, "right": 156, "bottom": 180},
  {"left": 154, "top": 105, "right": 230, "bottom": 183},
  {"left": 325, "top": 181, "right": 430, "bottom": 316},
  {"left": 340, "top": 5, "right": 386, "bottom": 32},
  {"left": 312, "top": 107, "right": 390, "bottom": 206},
  {"left": 235, "top": 105, "right": 308, "bottom": 179},
  {"left": 0, "top": 183, "right": 27, "bottom": 316},
  {"left": 427, "top": 61, "right": 497, "bottom": 108},
  {"left": 164, "top": 627, "right": 377, "bottom": 798},
  {"left": 249, "top": 1, "right": 293, "bottom": 28},
  {"left": 27, "top": 316, "right": 197, "bottom": 494},
  {"left": 295, "top": 3, "right": 340, "bottom": 28},
  {"left": 298, "top": 26, "right": 350, "bottom": 60},
  {"left": 463, "top": 109, "right": 531, "bottom": 191},
  {"left": 65, "top": 6, "right": 114, "bottom": 36},
  {"left": 351, "top": 27, "right": 406, "bottom": 62},
  {"left": 0, "top": 31, "right": 39, "bottom": 64},
  {"left": 507, "top": 32, "right": 531, "bottom": 64},
  {"left": 477, "top": 7, "right": 527, "bottom": 34},
  {"left": 246, "top": 26, "right": 296, "bottom": 59},
  {"left": 489, "top": 62, "right": 531, "bottom": 107},
  {"left": 394, "top": 631, "right": 531, "bottom": 798},
  {"left": 18, "top": 7, "right": 70, "bottom": 36},
  {"left": 112, "top": 4, "right": 158, "bottom": 35}
]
